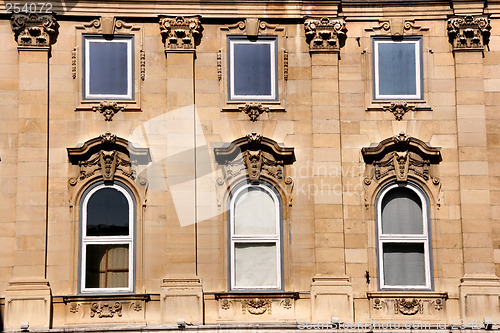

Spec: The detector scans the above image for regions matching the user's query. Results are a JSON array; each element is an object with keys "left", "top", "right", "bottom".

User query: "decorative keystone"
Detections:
[
  {"left": 10, "top": 13, "right": 58, "bottom": 48},
  {"left": 304, "top": 17, "right": 347, "bottom": 52},
  {"left": 159, "top": 16, "right": 202, "bottom": 51},
  {"left": 447, "top": 15, "right": 491, "bottom": 50}
]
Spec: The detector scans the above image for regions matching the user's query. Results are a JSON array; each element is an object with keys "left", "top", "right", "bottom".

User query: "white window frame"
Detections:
[
  {"left": 373, "top": 37, "right": 422, "bottom": 100},
  {"left": 80, "top": 182, "right": 134, "bottom": 294},
  {"left": 228, "top": 36, "right": 278, "bottom": 101},
  {"left": 376, "top": 182, "right": 432, "bottom": 290},
  {"left": 83, "top": 35, "right": 134, "bottom": 100},
  {"left": 229, "top": 182, "right": 282, "bottom": 290}
]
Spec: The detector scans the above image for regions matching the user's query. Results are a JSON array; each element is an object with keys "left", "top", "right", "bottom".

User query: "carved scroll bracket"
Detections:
[
  {"left": 447, "top": 15, "right": 491, "bottom": 51},
  {"left": 11, "top": 13, "right": 59, "bottom": 48},
  {"left": 365, "top": 18, "right": 429, "bottom": 36},
  {"left": 159, "top": 16, "right": 202, "bottom": 52},
  {"left": 304, "top": 17, "right": 347, "bottom": 52},
  {"left": 222, "top": 18, "right": 283, "bottom": 37}
]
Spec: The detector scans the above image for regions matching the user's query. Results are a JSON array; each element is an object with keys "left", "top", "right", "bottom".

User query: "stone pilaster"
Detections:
[
  {"left": 448, "top": 14, "right": 500, "bottom": 320},
  {"left": 4, "top": 12, "right": 58, "bottom": 330}
]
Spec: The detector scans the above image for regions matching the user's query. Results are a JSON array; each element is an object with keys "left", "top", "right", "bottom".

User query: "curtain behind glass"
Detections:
[
  {"left": 234, "top": 243, "right": 277, "bottom": 288},
  {"left": 85, "top": 244, "right": 129, "bottom": 288},
  {"left": 234, "top": 187, "right": 276, "bottom": 235},
  {"left": 381, "top": 187, "right": 423, "bottom": 234}
]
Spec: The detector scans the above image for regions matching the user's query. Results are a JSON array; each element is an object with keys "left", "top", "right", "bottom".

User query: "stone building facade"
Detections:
[{"left": 1, "top": 0, "right": 500, "bottom": 331}]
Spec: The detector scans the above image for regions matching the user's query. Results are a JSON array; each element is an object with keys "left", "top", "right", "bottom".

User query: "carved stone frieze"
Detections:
[
  {"left": 67, "top": 132, "right": 151, "bottom": 186},
  {"left": 447, "top": 15, "right": 491, "bottom": 50},
  {"left": 241, "top": 298, "right": 272, "bottom": 315},
  {"left": 368, "top": 293, "right": 447, "bottom": 318},
  {"left": 92, "top": 101, "right": 124, "bottom": 121},
  {"left": 383, "top": 102, "right": 415, "bottom": 121},
  {"left": 90, "top": 302, "right": 122, "bottom": 318},
  {"left": 304, "top": 17, "right": 347, "bottom": 52},
  {"left": 239, "top": 103, "right": 270, "bottom": 122},
  {"left": 10, "top": 13, "right": 58, "bottom": 47},
  {"left": 159, "top": 16, "right": 202, "bottom": 51}
]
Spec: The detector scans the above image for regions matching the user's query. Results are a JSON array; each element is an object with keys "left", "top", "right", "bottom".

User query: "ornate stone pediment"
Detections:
[
  {"left": 67, "top": 132, "right": 151, "bottom": 186},
  {"left": 304, "top": 17, "right": 347, "bottom": 52},
  {"left": 10, "top": 13, "right": 58, "bottom": 48},
  {"left": 362, "top": 133, "right": 441, "bottom": 184},
  {"left": 159, "top": 16, "right": 202, "bottom": 51},
  {"left": 214, "top": 133, "right": 295, "bottom": 207},
  {"left": 447, "top": 15, "right": 491, "bottom": 50}
]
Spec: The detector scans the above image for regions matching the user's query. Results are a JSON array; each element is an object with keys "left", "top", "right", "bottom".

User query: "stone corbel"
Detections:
[
  {"left": 159, "top": 16, "right": 202, "bottom": 52},
  {"left": 447, "top": 15, "right": 491, "bottom": 51},
  {"left": 304, "top": 17, "right": 347, "bottom": 52},
  {"left": 10, "top": 13, "right": 59, "bottom": 48}
]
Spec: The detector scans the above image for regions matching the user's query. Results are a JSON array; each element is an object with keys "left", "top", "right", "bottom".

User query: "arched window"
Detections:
[
  {"left": 229, "top": 181, "right": 282, "bottom": 290},
  {"left": 80, "top": 181, "right": 135, "bottom": 293},
  {"left": 376, "top": 182, "right": 432, "bottom": 290}
]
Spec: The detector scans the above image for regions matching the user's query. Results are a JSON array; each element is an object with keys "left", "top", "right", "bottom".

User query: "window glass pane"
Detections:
[
  {"left": 383, "top": 243, "right": 426, "bottom": 286},
  {"left": 234, "top": 243, "right": 277, "bottom": 288},
  {"left": 378, "top": 42, "right": 417, "bottom": 96},
  {"left": 381, "top": 187, "right": 423, "bottom": 234},
  {"left": 87, "top": 187, "right": 129, "bottom": 236},
  {"left": 85, "top": 244, "right": 129, "bottom": 288},
  {"left": 233, "top": 42, "right": 272, "bottom": 96},
  {"left": 234, "top": 187, "right": 276, "bottom": 235},
  {"left": 88, "top": 40, "right": 129, "bottom": 96}
]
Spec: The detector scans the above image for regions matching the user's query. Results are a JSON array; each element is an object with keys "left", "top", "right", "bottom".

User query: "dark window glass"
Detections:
[
  {"left": 88, "top": 40, "right": 129, "bottom": 96},
  {"left": 85, "top": 244, "right": 129, "bottom": 288},
  {"left": 383, "top": 243, "right": 425, "bottom": 286},
  {"left": 381, "top": 187, "right": 423, "bottom": 234},
  {"left": 378, "top": 42, "right": 417, "bottom": 96},
  {"left": 233, "top": 43, "right": 272, "bottom": 96},
  {"left": 87, "top": 187, "right": 129, "bottom": 236}
]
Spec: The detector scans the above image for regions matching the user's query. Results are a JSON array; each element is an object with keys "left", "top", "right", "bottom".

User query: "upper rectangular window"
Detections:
[
  {"left": 373, "top": 37, "right": 423, "bottom": 100},
  {"left": 83, "top": 35, "right": 134, "bottom": 100},
  {"left": 228, "top": 36, "right": 278, "bottom": 101}
]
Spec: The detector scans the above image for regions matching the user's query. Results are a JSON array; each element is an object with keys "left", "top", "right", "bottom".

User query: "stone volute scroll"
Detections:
[
  {"left": 361, "top": 133, "right": 442, "bottom": 206},
  {"left": 67, "top": 132, "right": 151, "bottom": 202},
  {"left": 10, "top": 13, "right": 59, "bottom": 48},
  {"left": 159, "top": 15, "right": 202, "bottom": 52},
  {"left": 213, "top": 133, "right": 295, "bottom": 210},
  {"left": 304, "top": 17, "right": 347, "bottom": 53},
  {"left": 447, "top": 15, "right": 491, "bottom": 51}
]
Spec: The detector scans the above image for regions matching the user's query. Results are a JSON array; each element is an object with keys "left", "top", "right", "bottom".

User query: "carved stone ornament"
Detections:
[
  {"left": 214, "top": 133, "right": 295, "bottom": 207},
  {"left": 366, "top": 19, "right": 428, "bottom": 36},
  {"left": 67, "top": 132, "right": 151, "bottom": 186},
  {"left": 239, "top": 103, "right": 270, "bottom": 122},
  {"left": 90, "top": 302, "right": 122, "bottom": 318},
  {"left": 362, "top": 133, "right": 441, "bottom": 184},
  {"left": 448, "top": 15, "right": 491, "bottom": 50},
  {"left": 92, "top": 101, "right": 124, "bottom": 121},
  {"left": 10, "top": 13, "right": 58, "bottom": 47},
  {"left": 223, "top": 18, "right": 282, "bottom": 37},
  {"left": 304, "top": 17, "right": 347, "bottom": 52},
  {"left": 159, "top": 16, "right": 202, "bottom": 51},
  {"left": 384, "top": 102, "right": 415, "bottom": 121},
  {"left": 241, "top": 298, "right": 272, "bottom": 315},
  {"left": 394, "top": 298, "right": 423, "bottom": 315}
]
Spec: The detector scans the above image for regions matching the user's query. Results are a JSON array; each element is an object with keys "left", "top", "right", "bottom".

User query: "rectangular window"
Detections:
[
  {"left": 228, "top": 36, "right": 278, "bottom": 101},
  {"left": 373, "top": 37, "right": 422, "bottom": 100},
  {"left": 83, "top": 35, "right": 134, "bottom": 100}
]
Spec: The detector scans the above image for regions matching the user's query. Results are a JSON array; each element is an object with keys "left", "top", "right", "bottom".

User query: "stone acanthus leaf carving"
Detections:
[
  {"left": 394, "top": 298, "right": 423, "bottom": 315},
  {"left": 75, "top": 149, "right": 134, "bottom": 184},
  {"left": 159, "top": 16, "right": 202, "bottom": 51},
  {"left": 92, "top": 101, "right": 124, "bottom": 121},
  {"left": 383, "top": 102, "right": 415, "bottom": 121},
  {"left": 304, "top": 17, "right": 347, "bottom": 52},
  {"left": 90, "top": 302, "right": 122, "bottom": 318},
  {"left": 239, "top": 103, "right": 270, "bottom": 122},
  {"left": 447, "top": 15, "right": 491, "bottom": 50},
  {"left": 140, "top": 49, "right": 145, "bottom": 80},
  {"left": 10, "top": 13, "right": 58, "bottom": 47},
  {"left": 241, "top": 298, "right": 272, "bottom": 315}
]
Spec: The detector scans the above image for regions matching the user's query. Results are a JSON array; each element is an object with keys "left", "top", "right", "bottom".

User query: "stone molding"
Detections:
[
  {"left": 304, "top": 17, "right": 347, "bottom": 52},
  {"left": 447, "top": 15, "right": 491, "bottom": 51},
  {"left": 311, "top": 276, "right": 354, "bottom": 322},
  {"left": 159, "top": 15, "right": 202, "bottom": 52},
  {"left": 10, "top": 13, "right": 58, "bottom": 48},
  {"left": 160, "top": 277, "right": 203, "bottom": 324}
]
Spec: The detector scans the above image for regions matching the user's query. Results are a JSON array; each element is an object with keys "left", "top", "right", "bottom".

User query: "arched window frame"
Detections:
[
  {"left": 376, "top": 181, "right": 433, "bottom": 291},
  {"left": 79, "top": 181, "right": 136, "bottom": 294},
  {"left": 228, "top": 180, "right": 283, "bottom": 291}
]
